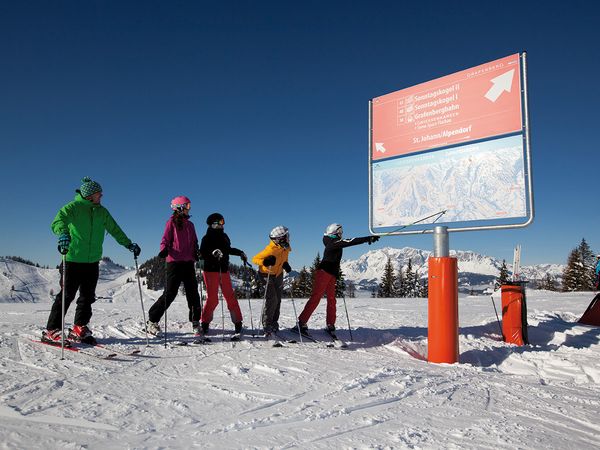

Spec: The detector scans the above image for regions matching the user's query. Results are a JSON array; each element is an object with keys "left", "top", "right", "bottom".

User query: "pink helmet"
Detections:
[{"left": 170, "top": 196, "right": 191, "bottom": 212}]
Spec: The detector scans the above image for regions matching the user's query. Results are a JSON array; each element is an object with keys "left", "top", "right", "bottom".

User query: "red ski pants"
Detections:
[
  {"left": 200, "top": 271, "right": 243, "bottom": 324},
  {"left": 298, "top": 269, "right": 337, "bottom": 326}
]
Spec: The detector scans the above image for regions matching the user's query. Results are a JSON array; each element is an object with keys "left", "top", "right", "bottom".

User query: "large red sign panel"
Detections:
[{"left": 371, "top": 53, "right": 522, "bottom": 160}]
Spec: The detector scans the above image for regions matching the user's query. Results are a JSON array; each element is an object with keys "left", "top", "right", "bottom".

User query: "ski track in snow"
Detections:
[{"left": 1, "top": 284, "right": 600, "bottom": 448}]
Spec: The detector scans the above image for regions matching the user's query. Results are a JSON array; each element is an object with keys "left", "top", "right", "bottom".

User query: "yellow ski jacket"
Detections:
[{"left": 252, "top": 241, "right": 291, "bottom": 276}]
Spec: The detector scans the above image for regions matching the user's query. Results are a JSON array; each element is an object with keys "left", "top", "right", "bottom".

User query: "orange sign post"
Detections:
[
  {"left": 369, "top": 53, "right": 532, "bottom": 364},
  {"left": 427, "top": 226, "right": 459, "bottom": 363}
]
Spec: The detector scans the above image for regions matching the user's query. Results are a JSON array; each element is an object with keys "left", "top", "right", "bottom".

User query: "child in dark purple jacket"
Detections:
[{"left": 147, "top": 196, "right": 202, "bottom": 336}]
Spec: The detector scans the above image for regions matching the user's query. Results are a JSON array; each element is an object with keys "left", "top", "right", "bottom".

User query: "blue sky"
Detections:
[{"left": 1, "top": 1, "right": 599, "bottom": 269}]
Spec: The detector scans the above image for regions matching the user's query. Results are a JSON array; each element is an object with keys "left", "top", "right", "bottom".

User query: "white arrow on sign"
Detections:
[
  {"left": 484, "top": 69, "right": 515, "bottom": 102},
  {"left": 375, "top": 142, "right": 386, "bottom": 153}
]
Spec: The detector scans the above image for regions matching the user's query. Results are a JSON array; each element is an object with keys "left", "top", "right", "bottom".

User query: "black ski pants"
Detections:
[
  {"left": 46, "top": 261, "right": 99, "bottom": 330},
  {"left": 148, "top": 261, "right": 201, "bottom": 323},
  {"left": 260, "top": 272, "right": 283, "bottom": 333}
]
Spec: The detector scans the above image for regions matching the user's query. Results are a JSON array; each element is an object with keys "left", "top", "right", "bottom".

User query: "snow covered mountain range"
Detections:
[
  {"left": 1, "top": 248, "right": 565, "bottom": 302},
  {"left": 340, "top": 247, "right": 565, "bottom": 293}
]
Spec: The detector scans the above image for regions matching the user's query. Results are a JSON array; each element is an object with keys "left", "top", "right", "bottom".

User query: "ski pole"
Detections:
[
  {"left": 163, "top": 260, "right": 168, "bottom": 348},
  {"left": 243, "top": 261, "right": 255, "bottom": 337},
  {"left": 61, "top": 254, "right": 66, "bottom": 359},
  {"left": 490, "top": 295, "right": 503, "bottom": 340},
  {"left": 289, "top": 283, "right": 303, "bottom": 343},
  {"left": 260, "top": 269, "right": 271, "bottom": 336},
  {"left": 164, "top": 300, "right": 168, "bottom": 348},
  {"left": 341, "top": 292, "right": 353, "bottom": 341},
  {"left": 214, "top": 252, "right": 225, "bottom": 342},
  {"left": 197, "top": 265, "right": 205, "bottom": 312},
  {"left": 133, "top": 255, "right": 150, "bottom": 347}
]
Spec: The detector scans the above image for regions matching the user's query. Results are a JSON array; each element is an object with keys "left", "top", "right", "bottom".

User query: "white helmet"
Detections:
[
  {"left": 270, "top": 226, "right": 290, "bottom": 246},
  {"left": 324, "top": 223, "right": 343, "bottom": 238}
]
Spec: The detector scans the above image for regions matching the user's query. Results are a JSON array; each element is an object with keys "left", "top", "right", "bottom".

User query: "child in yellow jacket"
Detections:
[{"left": 252, "top": 226, "right": 292, "bottom": 335}]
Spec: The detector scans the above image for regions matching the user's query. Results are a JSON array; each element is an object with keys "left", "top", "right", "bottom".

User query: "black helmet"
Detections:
[{"left": 206, "top": 212, "right": 224, "bottom": 226}]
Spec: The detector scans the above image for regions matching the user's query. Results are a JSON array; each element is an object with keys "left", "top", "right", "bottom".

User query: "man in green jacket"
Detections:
[{"left": 42, "top": 177, "right": 141, "bottom": 345}]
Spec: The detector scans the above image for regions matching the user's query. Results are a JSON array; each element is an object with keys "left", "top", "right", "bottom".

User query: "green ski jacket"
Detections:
[{"left": 51, "top": 193, "right": 132, "bottom": 263}]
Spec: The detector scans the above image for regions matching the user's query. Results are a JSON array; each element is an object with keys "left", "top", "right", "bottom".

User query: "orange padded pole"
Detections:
[
  {"left": 501, "top": 284, "right": 525, "bottom": 345},
  {"left": 428, "top": 257, "right": 459, "bottom": 363}
]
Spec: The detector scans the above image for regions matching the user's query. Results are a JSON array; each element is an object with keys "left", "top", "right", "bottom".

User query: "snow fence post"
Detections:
[{"left": 427, "top": 226, "right": 459, "bottom": 363}]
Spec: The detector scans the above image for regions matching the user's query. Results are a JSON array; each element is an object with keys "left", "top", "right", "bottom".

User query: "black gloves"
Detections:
[
  {"left": 158, "top": 248, "right": 168, "bottom": 258},
  {"left": 263, "top": 255, "right": 276, "bottom": 267},
  {"left": 368, "top": 235, "right": 380, "bottom": 245},
  {"left": 58, "top": 233, "right": 71, "bottom": 255},
  {"left": 283, "top": 261, "right": 292, "bottom": 273},
  {"left": 128, "top": 243, "right": 141, "bottom": 257},
  {"left": 240, "top": 252, "right": 248, "bottom": 263}
]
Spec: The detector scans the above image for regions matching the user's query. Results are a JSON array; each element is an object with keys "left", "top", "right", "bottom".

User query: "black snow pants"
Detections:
[
  {"left": 46, "top": 261, "right": 100, "bottom": 330},
  {"left": 148, "top": 261, "right": 202, "bottom": 323}
]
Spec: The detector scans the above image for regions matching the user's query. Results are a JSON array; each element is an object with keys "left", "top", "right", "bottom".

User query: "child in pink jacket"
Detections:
[{"left": 147, "top": 196, "right": 202, "bottom": 336}]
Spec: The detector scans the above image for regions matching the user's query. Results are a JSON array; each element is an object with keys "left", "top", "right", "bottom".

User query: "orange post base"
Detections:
[
  {"left": 501, "top": 284, "right": 527, "bottom": 345},
  {"left": 427, "top": 257, "right": 459, "bottom": 363}
]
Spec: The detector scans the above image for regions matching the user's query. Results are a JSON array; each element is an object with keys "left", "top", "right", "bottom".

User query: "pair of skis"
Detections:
[
  {"left": 33, "top": 338, "right": 142, "bottom": 360},
  {"left": 284, "top": 328, "right": 348, "bottom": 349},
  {"left": 174, "top": 332, "right": 242, "bottom": 346}
]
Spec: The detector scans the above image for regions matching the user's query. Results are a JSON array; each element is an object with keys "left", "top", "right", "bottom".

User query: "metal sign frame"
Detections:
[{"left": 369, "top": 52, "right": 533, "bottom": 235}]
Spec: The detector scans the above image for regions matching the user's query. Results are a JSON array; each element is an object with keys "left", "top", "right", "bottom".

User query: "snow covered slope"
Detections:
[{"left": 0, "top": 290, "right": 599, "bottom": 448}]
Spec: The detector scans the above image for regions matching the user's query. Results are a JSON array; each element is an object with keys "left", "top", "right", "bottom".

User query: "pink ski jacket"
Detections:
[{"left": 160, "top": 216, "right": 198, "bottom": 263}]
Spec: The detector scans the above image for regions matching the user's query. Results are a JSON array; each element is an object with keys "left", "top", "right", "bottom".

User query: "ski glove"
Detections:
[
  {"left": 57, "top": 233, "right": 71, "bottom": 255},
  {"left": 128, "top": 243, "right": 142, "bottom": 257},
  {"left": 158, "top": 248, "right": 168, "bottom": 258},
  {"left": 263, "top": 255, "right": 276, "bottom": 267},
  {"left": 240, "top": 252, "right": 248, "bottom": 263},
  {"left": 212, "top": 249, "right": 224, "bottom": 259},
  {"left": 283, "top": 261, "right": 292, "bottom": 273},
  {"left": 368, "top": 236, "right": 380, "bottom": 245}
]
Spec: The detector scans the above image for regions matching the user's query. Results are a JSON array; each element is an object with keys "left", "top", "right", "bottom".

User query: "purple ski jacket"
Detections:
[{"left": 160, "top": 216, "right": 198, "bottom": 263}]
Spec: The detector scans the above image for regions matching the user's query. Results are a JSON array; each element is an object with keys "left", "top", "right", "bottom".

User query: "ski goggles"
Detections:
[{"left": 211, "top": 218, "right": 225, "bottom": 228}]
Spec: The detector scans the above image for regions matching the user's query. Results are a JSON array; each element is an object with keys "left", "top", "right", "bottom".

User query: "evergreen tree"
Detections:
[
  {"left": 378, "top": 258, "right": 396, "bottom": 298},
  {"left": 562, "top": 248, "right": 582, "bottom": 291},
  {"left": 308, "top": 253, "right": 321, "bottom": 293},
  {"left": 251, "top": 270, "right": 266, "bottom": 298},
  {"left": 577, "top": 238, "right": 596, "bottom": 290},
  {"left": 417, "top": 273, "right": 429, "bottom": 298},
  {"left": 336, "top": 269, "right": 346, "bottom": 297},
  {"left": 495, "top": 260, "right": 510, "bottom": 290},
  {"left": 345, "top": 280, "right": 356, "bottom": 298},
  {"left": 421, "top": 277, "right": 429, "bottom": 298},
  {"left": 394, "top": 264, "right": 405, "bottom": 297},
  {"left": 561, "top": 239, "right": 597, "bottom": 292},
  {"left": 138, "top": 256, "right": 167, "bottom": 291},
  {"left": 6, "top": 256, "right": 38, "bottom": 267},
  {"left": 539, "top": 273, "right": 558, "bottom": 291},
  {"left": 292, "top": 266, "right": 311, "bottom": 298},
  {"left": 403, "top": 259, "right": 418, "bottom": 297}
]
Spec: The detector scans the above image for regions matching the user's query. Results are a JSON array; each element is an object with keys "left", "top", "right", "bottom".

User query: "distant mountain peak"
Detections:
[{"left": 340, "top": 247, "right": 564, "bottom": 292}]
